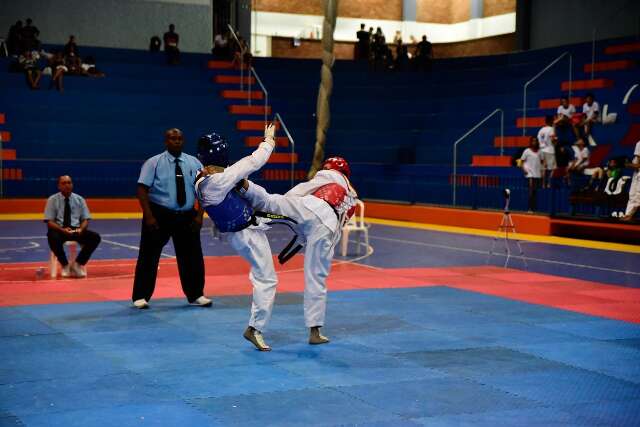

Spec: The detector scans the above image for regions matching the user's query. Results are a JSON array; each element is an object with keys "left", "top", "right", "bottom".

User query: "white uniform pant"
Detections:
[
  {"left": 625, "top": 174, "right": 640, "bottom": 217},
  {"left": 229, "top": 228, "right": 277, "bottom": 332},
  {"left": 249, "top": 194, "right": 337, "bottom": 327}
]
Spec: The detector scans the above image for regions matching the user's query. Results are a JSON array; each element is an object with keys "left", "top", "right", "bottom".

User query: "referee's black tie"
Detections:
[
  {"left": 175, "top": 161, "right": 186, "bottom": 207},
  {"left": 63, "top": 197, "right": 71, "bottom": 228}
]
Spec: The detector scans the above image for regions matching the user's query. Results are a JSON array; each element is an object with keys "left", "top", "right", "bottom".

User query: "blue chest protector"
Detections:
[{"left": 204, "top": 189, "right": 254, "bottom": 233}]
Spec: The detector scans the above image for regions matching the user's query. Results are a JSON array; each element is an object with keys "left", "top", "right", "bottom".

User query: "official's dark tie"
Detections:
[
  {"left": 63, "top": 197, "right": 71, "bottom": 228},
  {"left": 175, "top": 161, "right": 186, "bottom": 207}
]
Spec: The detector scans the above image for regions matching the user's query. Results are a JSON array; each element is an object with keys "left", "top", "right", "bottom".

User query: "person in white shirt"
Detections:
[
  {"left": 194, "top": 124, "right": 278, "bottom": 351},
  {"left": 554, "top": 96, "right": 578, "bottom": 138},
  {"left": 568, "top": 138, "right": 590, "bottom": 173},
  {"left": 622, "top": 140, "right": 640, "bottom": 221},
  {"left": 579, "top": 93, "right": 599, "bottom": 146},
  {"left": 520, "top": 137, "right": 543, "bottom": 212},
  {"left": 537, "top": 115, "right": 557, "bottom": 188},
  {"left": 243, "top": 157, "right": 358, "bottom": 345}
]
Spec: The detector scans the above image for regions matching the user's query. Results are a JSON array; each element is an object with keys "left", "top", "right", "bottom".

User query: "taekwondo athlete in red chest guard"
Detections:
[{"left": 242, "top": 156, "right": 358, "bottom": 344}]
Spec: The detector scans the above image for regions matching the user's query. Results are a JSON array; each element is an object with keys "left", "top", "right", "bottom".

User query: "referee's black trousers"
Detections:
[{"left": 132, "top": 204, "right": 205, "bottom": 303}]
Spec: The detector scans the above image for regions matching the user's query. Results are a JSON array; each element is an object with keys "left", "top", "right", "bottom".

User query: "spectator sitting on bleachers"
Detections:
[
  {"left": 553, "top": 95, "right": 577, "bottom": 137},
  {"left": 579, "top": 93, "right": 599, "bottom": 146},
  {"left": 583, "top": 157, "right": 625, "bottom": 191},
  {"left": 81, "top": 56, "right": 105, "bottom": 78},
  {"left": 163, "top": 24, "right": 180, "bottom": 65},
  {"left": 415, "top": 35, "right": 433, "bottom": 72},
  {"left": 519, "top": 137, "right": 543, "bottom": 212},
  {"left": 63, "top": 35, "right": 79, "bottom": 57},
  {"left": 47, "top": 51, "right": 66, "bottom": 91},
  {"left": 567, "top": 138, "right": 590, "bottom": 184},
  {"left": 537, "top": 115, "right": 557, "bottom": 188},
  {"left": 6, "top": 20, "right": 23, "bottom": 56},
  {"left": 149, "top": 35, "right": 161, "bottom": 52},
  {"left": 622, "top": 140, "right": 640, "bottom": 221},
  {"left": 65, "top": 53, "right": 85, "bottom": 76},
  {"left": 18, "top": 49, "right": 42, "bottom": 89},
  {"left": 20, "top": 18, "right": 40, "bottom": 52}
]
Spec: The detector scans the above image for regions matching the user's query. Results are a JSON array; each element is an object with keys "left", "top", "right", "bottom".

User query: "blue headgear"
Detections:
[{"left": 197, "top": 133, "right": 229, "bottom": 167}]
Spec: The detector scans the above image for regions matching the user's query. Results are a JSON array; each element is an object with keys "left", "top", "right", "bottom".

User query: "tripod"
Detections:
[{"left": 487, "top": 194, "right": 528, "bottom": 269}]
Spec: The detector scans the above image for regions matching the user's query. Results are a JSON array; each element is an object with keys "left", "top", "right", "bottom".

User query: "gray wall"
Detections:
[
  {"left": 0, "top": 0, "right": 213, "bottom": 53},
  {"left": 529, "top": 0, "right": 640, "bottom": 49}
]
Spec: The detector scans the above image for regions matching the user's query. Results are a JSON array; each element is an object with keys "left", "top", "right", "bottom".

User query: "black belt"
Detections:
[{"left": 252, "top": 211, "right": 303, "bottom": 265}]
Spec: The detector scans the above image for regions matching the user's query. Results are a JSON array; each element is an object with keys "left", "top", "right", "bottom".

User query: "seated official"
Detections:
[{"left": 44, "top": 175, "right": 101, "bottom": 277}]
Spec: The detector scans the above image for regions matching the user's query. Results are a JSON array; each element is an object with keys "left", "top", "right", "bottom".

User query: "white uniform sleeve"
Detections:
[
  {"left": 244, "top": 180, "right": 274, "bottom": 211},
  {"left": 285, "top": 170, "right": 346, "bottom": 197},
  {"left": 196, "top": 141, "right": 273, "bottom": 207}
]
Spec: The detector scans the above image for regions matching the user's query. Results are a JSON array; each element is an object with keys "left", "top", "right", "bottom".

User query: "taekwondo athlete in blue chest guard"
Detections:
[{"left": 195, "top": 123, "right": 285, "bottom": 352}]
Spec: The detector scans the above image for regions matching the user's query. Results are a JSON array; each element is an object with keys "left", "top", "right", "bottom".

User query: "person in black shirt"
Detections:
[
  {"left": 7, "top": 20, "right": 23, "bottom": 56},
  {"left": 64, "top": 35, "right": 79, "bottom": 57},
  {"left": 415, "top": 35, "right": 433, "bottom": 71},
  {"left": 20, "top": 18, "right": 40, "bottom": 51},
  {"left": 356, "top": 23, "right": 369, "bottom": 60},
  {"left": 163, "top": 24, "right": 180, "bottom": 65}
]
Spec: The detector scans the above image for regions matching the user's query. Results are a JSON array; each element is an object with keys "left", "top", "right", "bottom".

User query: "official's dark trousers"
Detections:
[
  {"left": 132, "top": 203, "right": 205, "bottom": 303},
  {"left": 47, "top": 228, "right": 101, "bottom": 266}
]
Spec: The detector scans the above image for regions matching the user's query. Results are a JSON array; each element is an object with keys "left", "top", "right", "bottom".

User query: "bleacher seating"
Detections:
[{"left": 1, "top": 37, "right": 639, "bottom": 215}]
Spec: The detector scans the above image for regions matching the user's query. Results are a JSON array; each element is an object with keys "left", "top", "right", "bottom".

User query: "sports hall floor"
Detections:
[{"left": 1, "top": 217, "right": 639, "bottom": 426}]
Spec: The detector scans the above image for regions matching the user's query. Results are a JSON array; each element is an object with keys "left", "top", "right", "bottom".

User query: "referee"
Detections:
[{"left": 132, "top": 128, "right": 210, "bottom": 309}]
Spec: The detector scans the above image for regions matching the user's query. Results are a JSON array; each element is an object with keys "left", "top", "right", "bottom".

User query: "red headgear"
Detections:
[{"left": 322, "top": 156, "right": 351, "bottom": 178}]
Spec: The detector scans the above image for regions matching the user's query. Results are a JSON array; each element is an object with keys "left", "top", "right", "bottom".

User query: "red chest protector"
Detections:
[{"left": 312, "top": 183, "right": 347, "bottom": 209}]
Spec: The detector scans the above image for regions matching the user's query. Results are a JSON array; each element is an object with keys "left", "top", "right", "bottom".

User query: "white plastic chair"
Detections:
[
  {"left": 49, "top": 241, "right": 83, "bottom": 278},
  {"left": 340, "top": 200, "right": 369, "bottom": 256}
]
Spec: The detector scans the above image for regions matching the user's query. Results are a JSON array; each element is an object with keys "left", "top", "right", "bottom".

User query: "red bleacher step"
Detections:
[
  {"left": 604, "top": 42, "right": 640, "bottom": 55},
  {"left": 471, "top": 155, "right": 512, "bottom": 167},
  {"left": 561, "top": 79, "right": 613, "bottom": 91},
  {"left": 584, "top": 60, "right": 635, "bottom": 73},
  {"left": 229, "top": 105, "right": 272, "bottom": 115},
  {"left": 214, "top": 75, "right": 256, "bottom": 85},
  {"left": 0, "top": 113, "right": 5, "bottom": 124},
  {"left": 516, "top": 117, "right": 546, "bottom": 128},
  {"left": 1, "top": 149, "right": 16, "bottom": 160},
  {"left": 262, "top": 169, "right": 307, "bottom": 181},
  {"left": 221, "top": 90, "right": 263, "bottom": 100},
  {"left": 0, "top": 131, "right": 11, "bottom": 142},
  {"left": 268, "top": 153, "right": 298, "bottom": 163},
  {"left": 494, "top": 136, "right": 530, "bottom": 148},
  {"left": 538, "top": 97, "right": 583, "bottom": 109},
  {"left": 245, "top": 136, "right": 289, "bottom": 147},
  {"left": 2, "top": 168, "right": 23, "bottom": 180},
  {"left": 237, "top": 120, "right": 279, "bottom": 131},
  {"left": 207, "top": 60, "right": 248, "bottom": 70},
  {"left": 621, "top": 123, "right": 640, "bottom": 147}
]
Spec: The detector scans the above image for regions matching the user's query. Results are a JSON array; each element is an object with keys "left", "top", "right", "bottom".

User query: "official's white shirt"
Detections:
[
  {"left": 537, "top": 126, "right": 555, "bottom": 154},
  {"left": 582, "top": 101, "right": 600, "bottom": 121},
  {"left": 557, "top": 104, "right": 575, "bottom": 118},
  {"left": 195, "top": 141, "right": 273, "bottom": 208},
  {"left": 520, "top": 148, "right": 543, "bottom": 178}
]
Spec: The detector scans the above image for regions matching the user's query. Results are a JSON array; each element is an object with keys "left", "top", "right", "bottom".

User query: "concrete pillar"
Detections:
[{"left": 470, "top": 0, "right": 484, "bottom": 19}]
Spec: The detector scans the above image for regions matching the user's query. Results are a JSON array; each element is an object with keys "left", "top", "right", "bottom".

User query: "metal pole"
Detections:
[
  {"left": 591, "top": 28, "right": 596, "bottom": 81},
  {"left": 276, "top": 112, "right": 296, "bottom": 189},
  {"left": 500, "top": 110, "right": 504, "bottom": 156},
  {"left": 251, "top": 67, "right": 269, "bottom": 127},
  {"left": 227, "top": 24, "right": 244, "bottom": 91}
]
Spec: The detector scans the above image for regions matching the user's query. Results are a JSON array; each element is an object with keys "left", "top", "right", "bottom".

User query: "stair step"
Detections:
[
  {"left": 214, "top": 75, "right": 256, "bottom": 84},
  {"left": 494, "top": 136, "right": 530, "bottom": 148},
  {"left": 262, "top": 169, "right": 307, "bottom": 181},
  {"left": 471, "top": 155, "right": 512, "bottom": 167},
  {"left": 221, "top": 90, "right": 264, "bottom": 100},
  {"left": 245, "top": 136, "right": 289, "bottom": 147},
  {"left": 2, "top": 168, "right": 23, "bottom": 180},
  {"left": 516, "top": 117, "right": 546, "bottom": 128},
  {"left": 237, "top": 120, "right": 279, "bottom": 131},
  {"left": 0, "top": 131, "right": 11, "bottom": 142},
  {"left": 538, "top": 97, "right": 583, "bottom": 109},
  {"left": 604, "top": 42, "right": 640, "bottom": 55},
  {"left": 561, "top": 78, "right": 613, "bottom": 91},
  {"left": 621, "top": 123, "right": 640, "bottom": 147},
  {"left": 268, "top": 153, "right": 298, "bottom": 163},
  {"left": 207, "top": 60, "right": 248, "bottom": 70},
  {"left": 628, "top": 102, "right": 640, "bottom": 115},
  {"left": 584, "top": 59, "right": 635, "bottom": 73},
  {"left": 1, "top": 149, "right": 16, "bottom": 160},
  {"left": 229, "top": 105, "right": 272, "bottom": 115},
  {"left": 0, "top": 113, "right": 5, "bottom": 124}
]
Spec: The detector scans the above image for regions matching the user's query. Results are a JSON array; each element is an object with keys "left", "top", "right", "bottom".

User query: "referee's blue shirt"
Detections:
[
  {"left": 138, "top": 151, "right": 203, "bottom": 211},
  {"left": 44, "top": 193, "right": 91, "bottom": 227}
]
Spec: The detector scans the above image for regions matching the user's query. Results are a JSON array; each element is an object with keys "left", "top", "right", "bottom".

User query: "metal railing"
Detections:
[
  {"left": 522, "top": 52, "right": 572, "bottom": 136},
  {"left": 227, "top": 24, "right": 245, "bottom": 92},
  {"left": 251, "top": 67, "right": 269, "bottom": 125},
  {"left": 452, "top": 108, "right": 504, "bottom": 206},
  {"left": 275, "top": 112, "right": 296, "bottom": 189}
]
